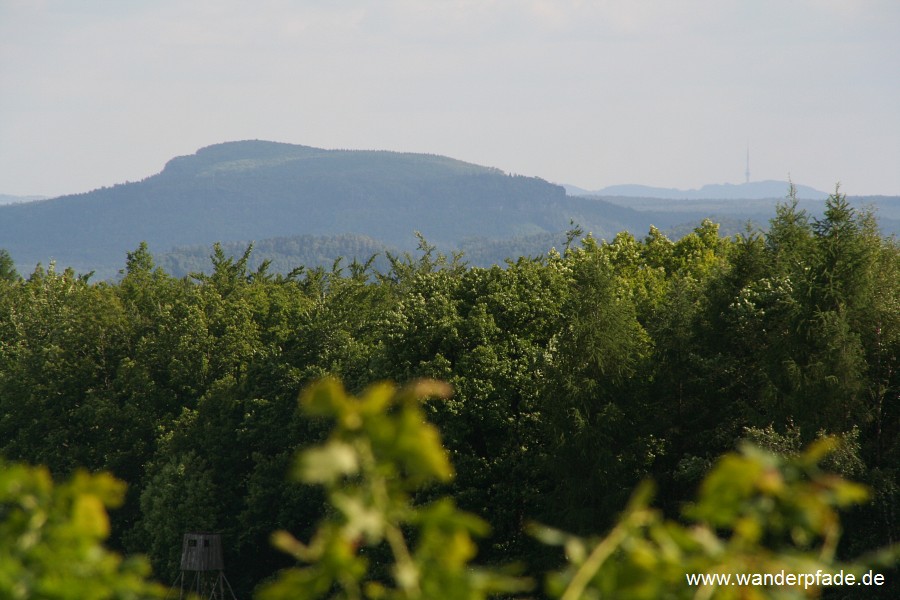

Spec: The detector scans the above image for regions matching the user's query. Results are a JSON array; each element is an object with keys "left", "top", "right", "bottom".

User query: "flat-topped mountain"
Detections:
[
  {"left": 1, "top": 141, "right": 896, "bottom": 279},
  {"left": 0, "top": 141, "right": 587, "bottom": 276}
]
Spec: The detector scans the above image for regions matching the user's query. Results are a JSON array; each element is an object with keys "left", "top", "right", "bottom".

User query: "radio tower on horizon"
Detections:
[{"left": 745, "top": 144, "right": 751, "bottom": 184}]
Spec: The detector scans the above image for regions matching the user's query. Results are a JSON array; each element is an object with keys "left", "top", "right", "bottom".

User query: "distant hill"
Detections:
[
  {"left": 0, "top": 141, "right": 895, "bottom": 279},
  {"left": 0, "top": 140, "right": 740, "bottom": 278},
  {"left": 0, "top": 141, "right": 579, "bottom": 277},
  {"left": 566, "top": 180, "right": 829, "bottom": 200}
]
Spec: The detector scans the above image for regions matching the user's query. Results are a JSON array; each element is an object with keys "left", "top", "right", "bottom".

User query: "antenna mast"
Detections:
[{"left": 745, "top": 144, "right": 751, "bottom": 184}]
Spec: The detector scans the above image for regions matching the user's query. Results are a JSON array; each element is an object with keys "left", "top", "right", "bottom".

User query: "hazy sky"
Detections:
[{"left": 2, "top": 0, "right": 899, "bottom": 198}]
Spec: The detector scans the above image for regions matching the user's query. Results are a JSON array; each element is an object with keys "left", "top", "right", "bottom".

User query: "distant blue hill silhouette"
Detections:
[
  {"left": 566, "top": 180, "right": 829, "bottom": 200},
  {"left": 2, "top": 141, "right": 893, "bottom": 279},
  {"left": 0, "top": 140, "right": 657, "bottom": 277}
]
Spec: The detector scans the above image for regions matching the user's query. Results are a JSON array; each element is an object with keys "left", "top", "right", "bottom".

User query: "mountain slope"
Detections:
[
  {"left": 2, "top": 141, "right": 895, "bottom": 279},
  {"left": 0, "top": 141, "right": 577, "bottom": 276}
]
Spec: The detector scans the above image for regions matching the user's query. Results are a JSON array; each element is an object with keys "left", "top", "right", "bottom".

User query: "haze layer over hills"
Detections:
[
  {"left": 0, "top": 194, "right": 48, "bottom": 205},
  {"left": 564, "top": 181, "right": 829, "bottom": 200},
  {"left": 1, "top": 140, "right": 897, "bottom": 279}
]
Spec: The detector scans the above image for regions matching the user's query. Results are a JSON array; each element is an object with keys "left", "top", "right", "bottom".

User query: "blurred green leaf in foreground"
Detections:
[
  {"left": 0, "top": 461, "right": 165, "bottom": 599},
  {"left": 258, "top": 378, "right": 530, "bottom": 600},
  {"left": 264, "top": 378, "right": 899, "bottom": 600}
]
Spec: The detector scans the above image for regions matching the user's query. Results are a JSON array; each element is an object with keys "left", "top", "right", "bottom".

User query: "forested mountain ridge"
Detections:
[
  {"left": 0, "top": 141, "right": 579, "bottom": 277},
  {"left": 157, "top": 192, "right": 900, "bottom": 276},
  {"left": 2, "top": 140, "right": 897, "bottom": 279}
]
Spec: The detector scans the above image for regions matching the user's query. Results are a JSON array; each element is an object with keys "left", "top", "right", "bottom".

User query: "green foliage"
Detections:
[
  {"left": 377, "top": 253, "right": 568, "bottom": 561},
  {"left": 260, "top": 377, "right": 899, "bottom": 599},
  {"left": 161, "top": 235, "right": 395, "bottom": 278},
  {"left": 0, "top": 263, "right": 137, "bottom": 474},
  {"left": 135, "top": 451, "right": 221, "bottom": 580},
  {"left": 0, "top": 372, "right": 897, "bottom": 600},
  {"left": 0, "top": 249, "right": 19, "bottom": 282},
  {"left": 1, "top": 211, "right": 898, "bottom": 597},
  {"left": 0, "top": 461, "right": 164, "bottom": 599},
  {"left": 534, "top": 439, "right": 895, "bottom": 600},
  {"left": 258, "top": 378, "right": 529, "bottom": 600}
]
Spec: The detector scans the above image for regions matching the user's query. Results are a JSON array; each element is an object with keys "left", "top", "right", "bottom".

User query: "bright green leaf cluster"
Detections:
[
  {"left": 0, "top": 461, "right": 165, "bottom": 599},
  {"left": 258, "top": 378, "right": 530, "bottom": 600},
  {"left": 261, "top": 376, "right": 900, "bottom": 600},
  {"left": 535, "top": 439, "right": 896, "bottom": 600}
]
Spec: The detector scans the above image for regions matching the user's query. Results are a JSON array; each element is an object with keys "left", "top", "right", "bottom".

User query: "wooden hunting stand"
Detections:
[{"left": 167, "top": 533, "right": 238, "bottom": 599}]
